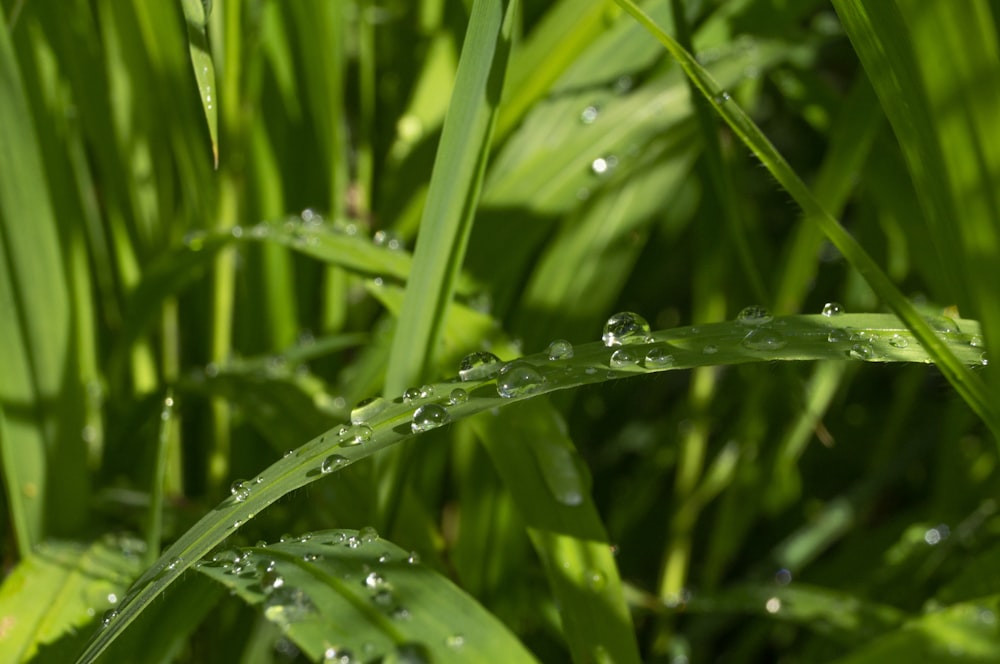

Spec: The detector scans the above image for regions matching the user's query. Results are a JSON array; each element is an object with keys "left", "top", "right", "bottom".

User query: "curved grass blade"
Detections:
[
  {"left": 610, "top": 0, "right": 1000, "bottom": 441},
  {"left": 196, "top": 529, "right": 538, "bottom": 663},
  {"left": 75, "top": 313, "right": 987, "bottom": 662},
  {"left": 178, "top": 0, "right": 218, "bottom": 167}
]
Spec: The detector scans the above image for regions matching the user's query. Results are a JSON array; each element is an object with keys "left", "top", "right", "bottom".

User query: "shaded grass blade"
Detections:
[
  {"left": 178, "top": 0, "right": 218, "bottom": 167},
  {"left": 611, "top": 0, "right": 1000, "bottom": 441}
]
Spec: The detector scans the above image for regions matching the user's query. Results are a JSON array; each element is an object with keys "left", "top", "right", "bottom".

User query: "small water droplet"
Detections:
[
  {"left": 703, "top": 344, "right": 718, "bottom": 354},
  {"left": 644, "top": 347, "right": 675, "bottom": 368},
  {"left": 580, "top": 104, "right": 600, "bottom": 124},
  {"left": 230, "top": 479, "right": 250, "bottom": 502},
  {"left": 459, "top": 351, "right": 502, "bottom": 382},
  {"left": 262, "top": 570, "right": 285, "bottom": 593},
  {"left": 449, "top": 388, "right": 468, "bottom": 405},
  {"left": 848, "top": 342, "right": 874, "bottom": 360},
  {"left": 970, "top": 335, "right": 984, "bottom": 348},
  {"left": 407, "top": 551, "right": 421, "bottom": 565},
  {"left": 411, "top": 404, "right": 450, "bottom": 433},
  {"left": 323, "top": 646, "right": 356, "bottom": 664},
  {"left": 591, "top": 155, "right": 618, "bottom": 176},
  {"left": 610, "top": 348, "right": 640, "bottom": 368},
  {"left": 321, "top": 455, "right": 348, "bottom": 473},
  {"left": 351, "top": 396, "right": 387, "bottom": 425},
  {"left": 101, "top": 608, "right": 118, "bottom": 628},
  {"left": 496, "top": 361, "right": 545, "bottom": 398},
  {"left": 602, "top": 312, "right": 652, "bottom": 346},
  {"left": 889, "top": 334, "right": 909, "bottom": 348},
  {"left": 402, "top": 387, "right": 421, "bottom": 403},
  {"left": 167, "top": 556, "right": 183, "bottom": 571},
  {"left": 547, "top": 339, "right": 574, "bottom": 360},
  {"left": 980, "top": 352, "right": 989, "bottom": 366},
  {"left": 741, "top": 328, "right": 787, "bottom": 351},
  {"left": 714, "top": 90, "right": 731, "bottom": 103},
  {"left": 613, "top": 74, "right": 634, "bottom": 94},
  {"left": 418, "top": 385, "right": 435, "bottom": 398},
  {"left": 446, "top": 634, "right": 465, "bottom": 650},
  {"left": 373, "top": 229, "right": 404, "bottom": 251},
  {"left": 821, "top": 302, "right": 844, "bottom": 317},
  {"left": 585, "top": 569, "right": 607, "bottom": 591},
  {"left": 341, "top": 425, "right": 372, "bottom": 447},
  {"left": 736, "top": 305, "right": 773, "bottom": 326},
  {"left": 364, "top": 572, "right": 387, "bottom": 589}
]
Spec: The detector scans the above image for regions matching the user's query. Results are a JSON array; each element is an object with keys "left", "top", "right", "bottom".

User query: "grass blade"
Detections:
[
  {"left": 178, "top": 0, "right": 218, "bottom": 167},
  {"left": 611, "top": 0, "right": 1000, "bottom": 441}
]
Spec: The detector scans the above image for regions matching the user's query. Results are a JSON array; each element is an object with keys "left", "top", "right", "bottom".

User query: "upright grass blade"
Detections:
[
  {"left": 611, "top": 0, "right": 1000, "bottom": 441},
  {"left": 384, "top": 0, "right": 518, "bottom": 394},
  {"left": 178, "top": 0, "right": 219, "bottom": 167},
  {"left": 0, "top": 17, "right": 87, "bottom": 544},
  {"left": 75, "top": 312, "right": 985, "bottom": 662},
  {"left": 832, "top": 0, "right": 1000, "bottom": 397}
]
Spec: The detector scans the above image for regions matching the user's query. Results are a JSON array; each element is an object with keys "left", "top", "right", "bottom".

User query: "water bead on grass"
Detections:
[
  {"left": 610, "top": 348, "right": 641, "bottom": 368},
  {"left": 644, "top": 347, "right": 675, "bottom": 368},
  {"left": 497, "top": 362, "right": 545, "bottom": 398},
  {"left": 602, "top": 312, "right": 652, "bottom": 347},
  {"left": 736, "top": 305, "right": 773, "bottom": 326},
  {"left": 458, "top": 351, "right": 502, "bottom": 382},
  {"left": 411, "top": 404, "right": 450, "bottom": 433},
  {"left": 822, "top": 302, "right": 844, "bottom": 317},
  {"left": 741, "top": 327, "right": 788, "bottom": 351},
  {"left": 546, "top": 339, "right": 574, "bottom": 360}
]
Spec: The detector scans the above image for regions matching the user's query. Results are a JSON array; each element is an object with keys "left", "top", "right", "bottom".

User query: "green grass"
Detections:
[{"left": 2, "top": 1, "right": 999, "bottom": 662}]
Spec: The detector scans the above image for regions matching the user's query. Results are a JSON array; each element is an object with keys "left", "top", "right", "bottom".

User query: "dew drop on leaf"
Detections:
[
  {"left": 848, "top": 342, "right": 874, "bottom": 361},
  {"left": 321, "top": 455, "right": 348, "bottom": 473},
  {"left": 230, "top": 479, "right": 250, "bottom": 502},
  {"left": 602, "top": 312, "right": 652, "bottom": 347},
  {"left": 496, "top": 362, "right": 545, "bottom": 398},
  {"left": 449, "top": 388, "right": 468, "bottom": 405},
  {"left": 546, "top": 339, "right": 574, "bottom": 360},
  {"left": 736, "top": 305, "right": 773, "bottom": 326},
  {"left": 889, "top": 334, "right": 909, "bottom": 348},
  {"left": 821, "top": 302, "right": 844, "bottom": 317},
  {"left": 741, "top": 328, "right": 787, "bottom": 351},
  {"left": 411, "top": 404, "right": 450, "bottom": 433},
  {"left": 458, "top": 351, "right": 502, "bottom": 382},
  {"left": 644, "top": 348, "right": 675, "bottom": 368},
  {"left": 610, "top": 348, "right": 640, "bottom": 368}
]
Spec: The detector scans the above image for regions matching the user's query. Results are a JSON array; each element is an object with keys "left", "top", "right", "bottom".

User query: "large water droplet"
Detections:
[
  {"left": 848, "top": 342, "right": 874, "bottom": 361},
  {"left": 889, "top": 334, "right": 909, "bottom": 349},
  {"left": 609, "top": 348, "right": 640, "bottom": 368},
  {"left": 926, "top": 315, "right": 959, "bottom": 333},
  {"left": 402, "top": 387, "right": 421, "bottom": 403},
  {"left": 821, "top": 302, "right": 844, "bottom": 317},
  {"left": 411, "top": 404, "right": 450, "bottom": 433},
  {"left": 360, "top": 526, "right": 379, "bottom": 543},
  {"left": 547, "top": 339, "right": 574, "bottom": 360},
  {"left": 449, "top": 388, "right": 468, "bottom": 405},
  {"left": 459, "top": 351, "right": 502, "bottom": 382},
  {"left": 602, "top": 312, "right": 652, "bottom": 346},
  {"left": 497, "top": 362, "right": 545, "bottom": 398},
  {"left": 351, "top": 397, "right": 387, "bottom": 425},
  {"left": 644, "top": 348, "right": 675, "bottom": 368},
  {"left": 828, "top": 328, "right": 848, "bottom": 343},
  {"left": 321, "top": 455, "right": 348, "bottom": 473},
  {"left": 736, "top": 305, "right": 773, "bottom": 326},
  {"left": 741, "top": 328, "right": 787, "bottom": 351}
]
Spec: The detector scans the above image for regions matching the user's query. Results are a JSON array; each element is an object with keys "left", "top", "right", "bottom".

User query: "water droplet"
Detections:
[
  {"left": 391, "top": 607, "right": 412, "bottom": 621},
  {"left": 703, "top": 344, "right": 718, "bottom": 355},
  {"left": 765, "top": 597, "right": 782, "bottom": 613},
  {"left": 590, "top": 155, "right": 618, "bottom": 176},
  {"left": 407, "top": 551, "right": 421, "bottom": 565},
  {"left": 411, "top": 404, "right": 450, "bottom": 433},
  {"left": 323, "top": 646, "right": 356, "bottom": 664},
  {"left": 585, "top": 569, "right": 607, "bottom": 591},
  {"left": 373, "top": 229, "right": 404, "bottom": 251},
  {"left": 644, "top": 348, "right": 675, "bottom": 368},
  {"left": 445, "top": 635, "right": 465, "bottom": 650},
  {"left": 351, "top": 397, "right": 387, "bottom": 425},
  {"left": 321, "top": 455, "right": 348, "bottom": 473},
  {"left": 821, "top": 302, "right": 844, "bottom": 317},
  {"left": 449, "top": 388, "right": 468, "bottom": 405},
  {"left": 364, "top": 572, "right": 387, "bottom": 589},
  {"left": 580, "top": 105, "right": 600, "bottom": 124},
  {"left": 547, "top": 339, "right": 574, "bottom": 360},
  {"left": 980, "top": 352, "right": 989, "bottom": 366},
  {"left": 848, "top": 342, "right": 874, "bottom": 360},
  {"left": 262, "top": 570, "right": 285, "bottom": 593},
  {"left": 828, "top": 328, "right": 848, "bottom": 343},
  {"left": 926, "top": 315, "right": 959, "bottom": 333},
  {"left": 360, "top": 526, "right": 379, "bottom": 543},
  {"left": 340, "top": 425, "right": 372, "bottom": 447},
  {"left": 736, "top": 305, "right": 773, "bottom": 326},
  {"left": 970, "top": 335, "right": 984, "bottom": 348},
  {"left": 713, "top": 90, "right": 732, "bottom": 104},
  {"left": 602, "top": 312, "right": 652, "bottom": 346},
  {"left": 402, "top": 387, "right": 421, "bottom": 403},
  {"left": 613, "top": 74, "right": 634, "bottom": 94},
  {"left": 230, "top": 479, "right": 250, "bottom": 502},
  {"left": 741, "top": 328, "right": 787, "bottom": 351},
  {"left": 496, "top": 362, "right": 545, "bottom": 398},
  {"left": 101, "top": 609, "right": 118, "bottom": 628},
  {"left": 610, "top": 348, "right": 640, "bottom": 368},
  {"left": 459, "top": 351, "right": 502, "bottom": 382},
  {"left": 418, "top": 385, "right": 435, "bottom": 398},
  {"left": 889, "top": 334, "right": 909, "bottom": 348},
  {"left": 167, "top": 557, "right": 183, "bottom": 571}
]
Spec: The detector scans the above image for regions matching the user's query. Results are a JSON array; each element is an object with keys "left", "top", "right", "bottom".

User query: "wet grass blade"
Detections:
[
  {"left": 197, "top": 529, "right": 539, "bottom": 663},
  {"left": 611, "top": 0, "right": 1000, "bottom": 441},
  {"left": 178, "top": 0, "right": 218, "bottom": 167},
  {"left": 75, "top": 312, "right": 985, "bottom": 662}
]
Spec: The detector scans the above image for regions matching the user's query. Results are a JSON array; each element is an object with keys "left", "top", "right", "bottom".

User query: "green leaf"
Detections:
[
  {"left": 197, "top": 529, "right": 539, "bottom": 663},
  {"left": 178, "top": 0, "right": 219, "bottom": 167}
]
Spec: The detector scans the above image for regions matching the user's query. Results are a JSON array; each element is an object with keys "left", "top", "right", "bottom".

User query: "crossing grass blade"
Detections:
[{"left": 611, "top": 0, "right": 1000, "bottom": 442}]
